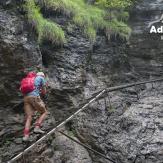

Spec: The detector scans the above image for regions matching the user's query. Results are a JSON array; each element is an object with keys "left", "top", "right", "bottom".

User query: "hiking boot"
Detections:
[
  {"left": 34, "top": 127, "right": 45, "bottom": 134},
  {"left": 22, "top": 135, "right": 30, "bottom": 142}
]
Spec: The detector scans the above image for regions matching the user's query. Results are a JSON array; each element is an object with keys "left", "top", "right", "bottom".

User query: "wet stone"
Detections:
[
  {"left": 142, "top": 104, "right": 153, "bottom": 110},
  {"left": 14, "top": 138, "right": 23, "bottom": 144},
  {"left": 157, "top": 124, "right": 163, "bottom": 130},
  {"left": 158, "top": 113, "right": 163, "bottom": 118}
]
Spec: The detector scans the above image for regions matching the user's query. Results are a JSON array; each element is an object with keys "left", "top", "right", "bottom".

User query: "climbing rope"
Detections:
[{"left": 7, "top": 77, "right": 163, "bottom": 163}]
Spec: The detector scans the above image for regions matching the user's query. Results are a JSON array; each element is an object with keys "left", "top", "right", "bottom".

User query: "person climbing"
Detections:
[{"left": 20, "top": 71, "right": 48, "bottom": 141}]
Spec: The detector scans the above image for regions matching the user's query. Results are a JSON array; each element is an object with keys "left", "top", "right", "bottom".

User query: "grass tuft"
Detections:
[
  {"left": 43, "top": 0, "right": 131, "bottom": 42},
  {"left": 105, "top": 20, "right": 131, "bottom": 40},
  {"left": 25, "top": 0, "right": 66, "bottom": 45}
]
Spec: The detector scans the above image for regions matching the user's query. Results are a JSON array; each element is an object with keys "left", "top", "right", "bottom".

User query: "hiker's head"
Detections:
[{"left": 37, "top": 72, "right": 45, "bottom": 77}]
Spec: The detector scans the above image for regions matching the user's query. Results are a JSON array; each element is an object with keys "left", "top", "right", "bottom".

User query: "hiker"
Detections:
[{"left": 20, "top": 72, "right": 48, "bottom": 141}]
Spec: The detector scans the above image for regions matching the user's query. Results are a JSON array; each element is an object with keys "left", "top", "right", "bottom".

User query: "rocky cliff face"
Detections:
[
  {"left": 73, "top": 83, "right": 163, "bottom": 163},
  {"left": 0, "top": 1, "right": 42, "bottom": 107},
  {"left": 0, "top": 0, "right": 163, "bottom": 163},
  {"left": 128, "top": 0, "right": 163, "bottom": 78},
  {"left": 70, "top": 1, "right": 163, "bottom": 162}
]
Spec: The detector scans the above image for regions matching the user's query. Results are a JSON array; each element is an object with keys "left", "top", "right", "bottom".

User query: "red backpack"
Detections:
[{"left": 20, "top": 72, "right": 37, "bottom": 95}]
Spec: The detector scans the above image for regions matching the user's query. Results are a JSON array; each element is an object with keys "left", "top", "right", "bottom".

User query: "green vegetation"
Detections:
[
  {"left": 107, "top": 105, "right": 116, "bottom": 113},
  {"left": 25, "top": 0, "right": 66, "bottom": 44},
  {"left": 25, "top": 0, "right": 134, "bottom": 44},
  {"left": 95, "top": 0, "right": 134, "bottom": 8},
  {"left": 95, "top": 0, "right": 134, "bottom": 39},
  {"left": 106, "top": 20, "right": 131, "bottom": 40}
]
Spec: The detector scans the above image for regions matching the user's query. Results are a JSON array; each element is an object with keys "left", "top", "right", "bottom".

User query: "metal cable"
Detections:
[
  {"left": 106, "top": 78, "right": 163, "bottom": 93},
  {"left": 7, "top": 77, "right": 163, "bottom": 163},
  {"left": 7, "top": 89, "right": 106, "bottom": 163},
  {"left": 59, "top": 131, "right": 116, "bottom": 163}
]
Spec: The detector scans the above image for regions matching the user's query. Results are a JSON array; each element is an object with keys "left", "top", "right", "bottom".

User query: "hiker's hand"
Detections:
[{"left": 41, "top": 87, "right": 47, "bottom": 95}]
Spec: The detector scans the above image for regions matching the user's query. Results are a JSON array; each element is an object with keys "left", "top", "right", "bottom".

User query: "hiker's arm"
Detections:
[
  {"left": 41, "top": 77, "right": 47, "bottom": 95},
  {"left": 41, "top": 86, "right": 47, "bottom": 95}
]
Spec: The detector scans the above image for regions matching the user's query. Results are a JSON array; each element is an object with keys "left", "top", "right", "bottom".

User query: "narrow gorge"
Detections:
[{"left": 0, "top": 0, "right": 163, "bottom": 163}]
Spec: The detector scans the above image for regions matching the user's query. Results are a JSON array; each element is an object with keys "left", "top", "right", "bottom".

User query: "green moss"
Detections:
[{"left": 25, "top": 0, "right": 66, "bottom": 45}]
